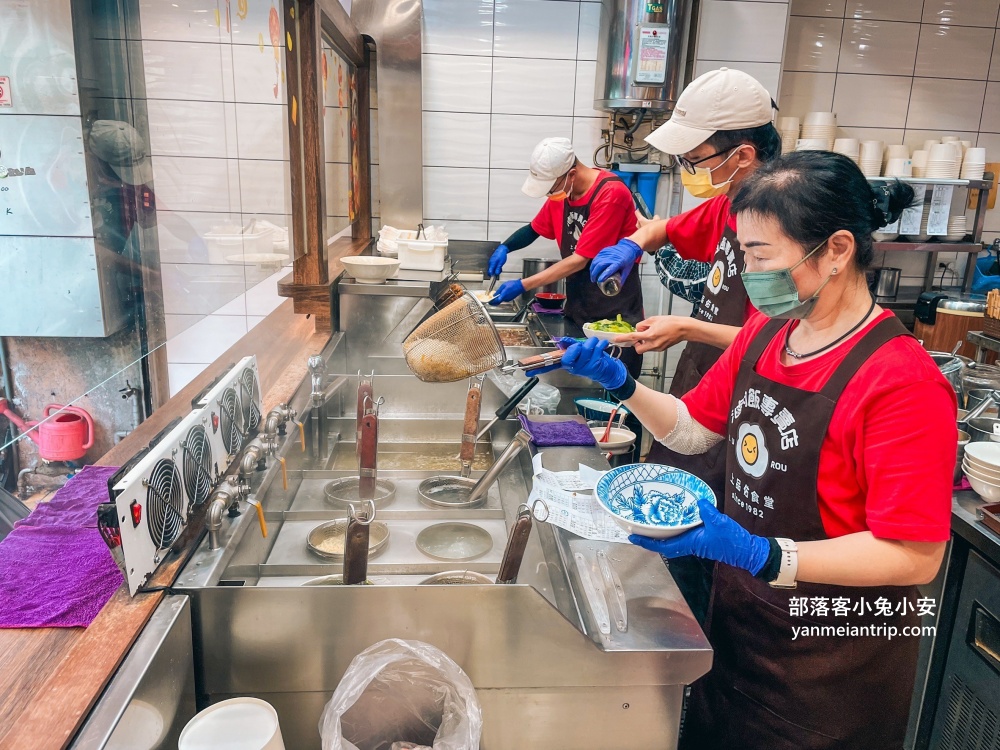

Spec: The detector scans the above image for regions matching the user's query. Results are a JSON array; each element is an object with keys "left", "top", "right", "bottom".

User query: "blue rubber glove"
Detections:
[
  {"left": 629, "top": 499, "right": 772, "bottom": 575},
  {"left": 489, "top": 279, "right": 524, "bottom": 305},
  {"left": 487, "top": 244, "right": 509, "bottom": 277},
  {"left": 524, "top": 337, "right": 583, "bottom": 375},
  {"left": 590, "top": 238, "right": 643, "bottom": 284},
  {"left": 559, "top": 337, "right": 628, "bottom": 390}
]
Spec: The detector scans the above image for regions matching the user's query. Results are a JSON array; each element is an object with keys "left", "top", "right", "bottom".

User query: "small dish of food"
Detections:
[{"left": 582, "top": 315, "right": 636, "bottom": 346}]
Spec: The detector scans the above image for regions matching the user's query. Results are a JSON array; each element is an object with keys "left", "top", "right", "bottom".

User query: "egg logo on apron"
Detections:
[
  {"left": 706, "top": 259, "right": 726, "bottom": 295},
  {"left": 736, "top": 423, "right": 768, "bottom": 478}
]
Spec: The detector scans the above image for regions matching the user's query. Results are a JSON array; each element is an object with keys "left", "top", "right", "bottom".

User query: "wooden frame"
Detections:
[{"left": 278, "top": 0, "right": 372, "bottom": 334}]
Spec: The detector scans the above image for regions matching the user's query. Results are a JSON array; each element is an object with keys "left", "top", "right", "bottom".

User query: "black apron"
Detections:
[
  {"left": 560, "top": 175, "right": 644, "bottom": 377},
  {"left": 681, "top": 315, "right": 921, "bottom": 750},
  {"left": 647, "top": 222, "right": 746, "bottom": 621}
]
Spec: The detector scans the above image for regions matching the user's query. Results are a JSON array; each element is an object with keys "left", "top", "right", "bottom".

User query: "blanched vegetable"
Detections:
[{"left": 587, "top": 314, "right": 636, "bottom": 333}]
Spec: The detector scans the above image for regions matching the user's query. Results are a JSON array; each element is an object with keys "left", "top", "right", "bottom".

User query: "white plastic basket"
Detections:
[{"left": 398, "top": 238, "right": 448, "bottom": 271}]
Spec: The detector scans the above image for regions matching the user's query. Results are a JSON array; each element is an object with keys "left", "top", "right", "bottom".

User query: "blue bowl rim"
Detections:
[
  {"left": 573, "top": 397, "right": 632, "bottom": 417},
  {"left": 594, "top": 463, "right": 717, "bottom": 528}
]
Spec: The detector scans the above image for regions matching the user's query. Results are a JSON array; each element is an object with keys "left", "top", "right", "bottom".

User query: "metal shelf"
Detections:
[
  {"left": 875, "top": 241, "right": 984, "bottom": 254},
  {"left": 867, "top": 177, "right": 993, "bottom": 190}
]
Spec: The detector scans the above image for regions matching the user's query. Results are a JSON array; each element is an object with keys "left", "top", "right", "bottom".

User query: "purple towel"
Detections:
[
  {"left": 517, "top": 414, "right": 596, "bottom": 447},
  {"left": 0, "top": 465, "right": 123, "bottom": 628}
]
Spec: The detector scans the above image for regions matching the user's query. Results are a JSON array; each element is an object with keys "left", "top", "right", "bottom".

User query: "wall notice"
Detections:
[
  {"left": 634, "top": 27, "right": 668, "bottom": 85},
  {"left": 0, "top": 77, "right": 11, "bottom": 107}
]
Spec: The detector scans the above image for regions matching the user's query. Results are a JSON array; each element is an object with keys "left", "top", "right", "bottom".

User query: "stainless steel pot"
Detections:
[
  {"left": 867, "top": 267, "right": 901, "bottom": 301},
  {"left": 956, "top": 430, "right": 971, "bottom": 484},
  {"left": 962, "top": 417, "right": 1000, "bottom": 442},
  {"left": 929, "top": 351, "right": 967, "bottom": 400},
  {"left": 521, "top": 258, "right": 566, "bottom": 297}
]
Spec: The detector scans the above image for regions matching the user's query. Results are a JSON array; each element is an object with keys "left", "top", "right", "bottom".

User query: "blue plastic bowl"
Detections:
[
  {"left": 595, "top": 463, "right": 716, "bottom": 539},
  {"left": 574, "top": 397, "right": 632, "bottom": 423}
]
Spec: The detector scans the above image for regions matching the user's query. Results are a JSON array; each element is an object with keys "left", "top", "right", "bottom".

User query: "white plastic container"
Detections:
[
  {"left": 179, "top": 697, "right": 284, "bottom": 750},
  {"left": 398, "top": 238, "right": 448, "bottom": 271}
]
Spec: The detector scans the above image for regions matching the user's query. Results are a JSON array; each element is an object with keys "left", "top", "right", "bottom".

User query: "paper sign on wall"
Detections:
[
  {"left": 898, "top": 184, "right": 927, "bottom": 236},
  {"left": 927, "top": 184, "right": 954, "bottom": 236},
  {"left": 0, "top": 77, "right": 11, "bottom": 107},
  {"left": 634, "top": 27, "right": 668, "bottom": 85}
]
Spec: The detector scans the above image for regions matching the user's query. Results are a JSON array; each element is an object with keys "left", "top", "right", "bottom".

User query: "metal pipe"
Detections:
[
  {"left": 466, "top": 429, "right": 532, "bottom": 506},
  {"left": 207, "top": 496, "right": 227, "bottom": 551}
]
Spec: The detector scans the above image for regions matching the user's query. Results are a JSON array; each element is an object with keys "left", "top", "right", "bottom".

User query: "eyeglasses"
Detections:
[{"left": 677, "top": 147, "right": 736, "bottom": 175}]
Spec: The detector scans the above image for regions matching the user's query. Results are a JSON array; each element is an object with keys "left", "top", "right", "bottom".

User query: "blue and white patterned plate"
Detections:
[{"left": 594, "top": 463, "right": 717, "bottom": 539}]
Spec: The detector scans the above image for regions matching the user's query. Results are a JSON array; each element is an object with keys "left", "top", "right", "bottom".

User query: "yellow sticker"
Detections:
[
  {"left": 258, "top": 32, "right": 264, "bottom": 52},
  {"left": 289, "top": 5, "right": 294, "bottom": 17},
  {"left": 238, "top": 0, "right": 248, "bottom": 20},
  {"left": 214, "top": 8, "right": 221, "bottom": 26},
  {"left": 291, "top": 96, "right": 297, "bottom": 124},
  {"left": 286, "top": 31, "right": 292, "bottom": 50}
]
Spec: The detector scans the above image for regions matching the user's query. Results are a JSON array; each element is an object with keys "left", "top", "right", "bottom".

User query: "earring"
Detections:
[{"left": 832, "top": 267, "right": 838, "bottom": 274}]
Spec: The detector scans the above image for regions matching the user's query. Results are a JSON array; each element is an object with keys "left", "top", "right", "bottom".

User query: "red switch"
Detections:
[
  {"left": 211, "top": 412, "right": 220, "bottom": 433},
  {"left": 129, "top": 500, "right": 142, "bottom": 528}
]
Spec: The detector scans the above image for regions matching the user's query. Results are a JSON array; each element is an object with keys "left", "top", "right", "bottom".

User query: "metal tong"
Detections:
[
  {"left": 460, "top": 375, "right": 485, "bottom": 477},
  {"left": 343, "top": 500, "right": 376, "bottom": 585},
  {"left": 358, "top": 393, "right": 383, "bottom": 502},
  {"left": 496, "top": 504, "right": 533, "bottom": 584},
  {"left": 475, "top": 377, "right": 540, "bottom": 441}
]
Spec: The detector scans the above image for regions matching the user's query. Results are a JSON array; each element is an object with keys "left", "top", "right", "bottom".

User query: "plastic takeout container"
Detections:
[
  {"left": 179, "top": 697, "right": 284, "bottom": 750},
  {"left": 398, "top": 238, "right": 448, "bottom": 271}
]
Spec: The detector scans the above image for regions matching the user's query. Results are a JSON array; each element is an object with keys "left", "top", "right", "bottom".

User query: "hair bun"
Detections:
[{"left": 870, "top": 179, "right": 917, "bottom": 231}]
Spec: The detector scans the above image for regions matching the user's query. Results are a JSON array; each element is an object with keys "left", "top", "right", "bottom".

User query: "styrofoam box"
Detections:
[{"left": 398, "top": 239, "right": 448, "bottom": 271}]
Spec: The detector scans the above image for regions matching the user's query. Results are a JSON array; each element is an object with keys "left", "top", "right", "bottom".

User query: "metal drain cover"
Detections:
[
  {"left": 323, "top": 477, "right": 396, "bottom": 508},
  {"left": 417, "top": 476, "right": 484, "bottom": 509},
  {"left": 416, "top": 522, "right": 493, "bottom": 562}
]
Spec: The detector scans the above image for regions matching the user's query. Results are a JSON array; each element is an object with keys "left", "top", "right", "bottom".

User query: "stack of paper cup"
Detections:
[
  {"left": 884, "top": 157, "right": 912, "bottom": 178},
  {"left": 946, "top": 214, "right": 968, "bottom": 242},
  {"left": 962, "top": 147, "right": 986, "bottom": 180},
  {"left": 860, "top": 140, "right": 884, "bottom": 177},
  {"left": 911, "top": 150, "right": 929, "bottom": 178},
  {"left": 926, "top": 143, "right": 960, "bottom": 178},
  {"left": 922, "top": 139, "right": 940, "bottom": 153},
  {"left": 833, "top": 137, "right": 861, "bottom": 164},
  {"left": 797, "top": 138, "right": 832, "bottom": 151},
  {"left": 778, "top": 116, "right": 800, "bottom": 154},
  {"left": 883, "top": 144, "right": 909, "bottom": 173},
  {"left": 801, "top": 112, "right": 837, "bottom": 150}
]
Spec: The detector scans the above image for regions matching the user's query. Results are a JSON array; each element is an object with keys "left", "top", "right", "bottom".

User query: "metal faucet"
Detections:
[
  {"left": 307, "top": 356, "right": 332, "bottom": 460},
  {"left": 465, "top": 429, "right": 533, "bottom": 506},
  {"left": 207, "top": 475, "right": 250, "bottom": 550}
]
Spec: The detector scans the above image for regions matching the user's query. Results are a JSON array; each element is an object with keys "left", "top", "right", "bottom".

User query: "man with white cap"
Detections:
[
  {"left": 487, "top": 137, "right": 644, "bottom": 376},
  {"left": 589, "top": 67, "right": 781, "bottom": 622}
]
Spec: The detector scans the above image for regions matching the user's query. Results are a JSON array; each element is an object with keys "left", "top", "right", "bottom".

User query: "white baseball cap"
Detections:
[
  {"left": 645, "top": 68, "right": 775, "bottom": 156},
  {"left": 89, "top": 120, "right": 154, "bottom": 185},
  {"left": 522, "top": 137, "right": 577, "bottom": 198}
]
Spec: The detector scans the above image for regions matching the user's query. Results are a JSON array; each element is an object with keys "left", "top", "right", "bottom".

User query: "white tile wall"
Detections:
[
  {"left": 839, "top": 20, "right": 919, "bottom": 76},
  {"left": 493, "top": 0, "right": 580, "bottom": 60},
  {"left": 696, "top": 1, "right": 790, "bottom": 63},
  {"left": 422, "top": 54, "right": 494, "bottom": 113},
  {"left": 422, "top": 112, "right": 492, "bottom": 168},
  {"left": 422, "top": 0, "right": 494, "bottom": 55},
  {"left": 491, "top": 57, "right": 577, "bottom": 115},
  {"left": 490, "top": 114, "right": 574, "bottom": 168}
]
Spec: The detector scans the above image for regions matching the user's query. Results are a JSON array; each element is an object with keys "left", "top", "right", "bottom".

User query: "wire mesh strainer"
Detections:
[{"left": 403, "top": 294, "right": 507, "bottom": 382}]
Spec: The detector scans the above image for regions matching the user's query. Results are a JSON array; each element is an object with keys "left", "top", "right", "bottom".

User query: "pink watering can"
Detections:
[{"left": 0, "top": 399, "right": 95, "bottom": 462}]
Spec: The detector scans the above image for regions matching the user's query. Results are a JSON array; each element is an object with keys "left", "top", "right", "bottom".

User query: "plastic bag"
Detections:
[{"left": 319, "top": 639, "right": 482, "bottom": 750}]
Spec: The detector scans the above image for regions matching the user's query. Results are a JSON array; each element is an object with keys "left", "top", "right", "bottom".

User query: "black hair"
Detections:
[
  {"left": 729, "top": 150, "right": 916, "bottom": 269},
  {"left": 703, "top": 122, "right": 782, "bottom": 165}
]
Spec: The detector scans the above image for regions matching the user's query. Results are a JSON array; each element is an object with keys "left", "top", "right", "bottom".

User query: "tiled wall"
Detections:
[{"left": 781, "top": 0, "right": 1000, "bottom": 286}]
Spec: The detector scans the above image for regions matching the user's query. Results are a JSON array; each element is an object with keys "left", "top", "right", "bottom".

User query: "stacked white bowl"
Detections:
[
  {"left": 925, "top": 143, "right": 961, "bottom": 179},
  {"left": 911, "top": 150, "right": 929, "bottom": 178},
  {"left": 945, "top": 214, "right": 968, "bottom": 242},
  {"left": 964, "top": 442, "right": 1000, "bottom": 501},
  {"left": 778, "top": 116, "right": 800, "bottom": 154},
  {"left": 801, "top": 112, "right": 837, "bottom": 150},
  {"left": 833, "top": 137, "right": 860, "bottom": 164},
  {"left": 962, "top": 147, "right": 987, "bottom": 180},
  {"left": 860, "top": 140, "right": 884, "bottom": 177}
]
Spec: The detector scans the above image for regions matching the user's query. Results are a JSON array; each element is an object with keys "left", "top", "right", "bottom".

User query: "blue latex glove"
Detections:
[
  {"left": 558, "top": 337, "right": 628, "bottom": 389},
  {"left": 489, "top": 279, "right": 524, "bottom": 305},
  {"left": 487, "top": 244, "right": 509, "bottom": 278},
  {"left": 629, "top": 499, "right": 771, "bottom": 575},
  {"left": 524, "top": 337, "right": 582, "bottom": 375},
  {"left": 590, "top": 238, "right": 643, "bottom": 284}
]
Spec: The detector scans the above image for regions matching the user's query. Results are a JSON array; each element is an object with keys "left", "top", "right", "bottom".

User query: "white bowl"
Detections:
[
  {"left": 590, "top": 426, "right": 637, "bottom": 455},
  {"left": 341, "top": 256, "right": 401, "bottom": 284},
  {"left": 582, "top": 322, "right": 635, "bottom": 347},
  {"left": 965, "top": 458, "right": 1000, "bottom": 484},
  {"left": 594, "top": 463, "right": 717, "bottom": 539},
  {"left": 964, "top": 465, "right": 1000, "bottom": 501},
  {"left": 965, "top": 442, "right": 1000, "bottom": 467}
]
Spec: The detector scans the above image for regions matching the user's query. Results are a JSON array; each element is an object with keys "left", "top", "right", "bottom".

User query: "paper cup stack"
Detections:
[
  {"left": 860, "top": 140, "right": 884, "bottom": 177},
  {"left": 911, "top": 150, "right": 929, "bottom": 178},
  {"left": 884, "top": 145, "right": 911, "bottom": 178},
  {"left": 962, "top": 147, "right": 987, "bottom": 180},
  {"left": 800, "top": 112, "right": 837, "bottom": 150},
  {"left": 778, "top": 117, "right": 800, "bottom": 154},
  {"left": 833, "top": 138, "right": 860, "bottom": 164},
  {"left": 925, "top": 143, "right": 961, "bottom": 179}
]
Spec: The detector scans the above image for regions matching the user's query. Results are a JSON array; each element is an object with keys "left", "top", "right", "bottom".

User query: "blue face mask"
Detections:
[{"left": 740, "top": 238, "right": 834, "bottom": 320}]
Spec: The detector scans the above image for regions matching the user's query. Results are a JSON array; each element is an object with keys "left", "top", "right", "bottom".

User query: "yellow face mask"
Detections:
[{"left": 680, "top": 148, "right": 740, "bottom": 199}]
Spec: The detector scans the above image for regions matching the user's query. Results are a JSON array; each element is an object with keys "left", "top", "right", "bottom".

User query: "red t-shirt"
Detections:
[
  {"left": 682, "top": 310, "right": 957, "bottom": 542},
  {"left": 531, "top": 171, "right": 638, "bottom": 259},
  {"left": 665, "top": 195, "right": 757, "bottom": 322}
]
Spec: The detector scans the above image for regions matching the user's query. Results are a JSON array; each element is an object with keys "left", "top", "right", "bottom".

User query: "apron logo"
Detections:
[
  {"left": 736, "top": 422, "right": 768, "bottom": 478},
  {"left": 706, "top": 259, "right": 726, "bottom": 295}
]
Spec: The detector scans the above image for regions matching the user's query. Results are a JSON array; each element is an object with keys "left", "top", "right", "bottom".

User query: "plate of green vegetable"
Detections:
[{"left": 582, "top": 315, "right": 636, "bottom": 347}]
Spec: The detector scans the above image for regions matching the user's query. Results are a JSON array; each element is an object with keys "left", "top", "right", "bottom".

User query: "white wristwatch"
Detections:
[{"left": 769, "top": 538, "right": 798, "bottom": 589}]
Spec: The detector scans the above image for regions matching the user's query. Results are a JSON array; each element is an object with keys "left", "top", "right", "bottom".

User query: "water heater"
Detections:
[{"left": 594, "top": 0, "right": 693, "bottom": 112}]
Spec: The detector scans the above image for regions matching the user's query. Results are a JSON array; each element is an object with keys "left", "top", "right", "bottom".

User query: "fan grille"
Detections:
[
  {"left": 182, "top": 425, "right": 213, "bottom": 505},
  {"left": 145, "top": 458, "right": 184, "bottom": 550},
  {"left": 239, "top": 367, "right": 261, "bottom": 433},
  {"left": 219, "top": 387, "right": 244, "bottom": 454}
]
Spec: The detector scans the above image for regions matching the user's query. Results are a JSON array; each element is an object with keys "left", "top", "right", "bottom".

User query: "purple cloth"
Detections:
[
  {"left": 954, "top": 477, "right": 972, "bottom": 492},
  {"left": 517, "top": 414, "right": 596, "bottom": 447},
  {"left": 530, "top": 302, "right": 564, "bottom": 316},
  {"left": 0, "top": 465, "right": 123, "bottom": 628}
]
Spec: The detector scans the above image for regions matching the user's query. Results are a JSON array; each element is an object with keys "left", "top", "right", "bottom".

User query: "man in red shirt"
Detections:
[{"left": 487, "top": 137, "right": 643, "bottom": 375}]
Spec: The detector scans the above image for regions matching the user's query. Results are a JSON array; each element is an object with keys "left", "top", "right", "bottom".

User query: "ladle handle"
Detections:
[
  {"left": 358, "top": 413, "right": 378, "bottom": 500},
  {"left": 496, "top": 505, "right": 533, "bottom": 584},
  {"left": 965, "top": 390, "right": 1000, "bottom": 422},
  {"left": 460, "top": 376, "right": 484, "bottom": 478},
  {"left": 343, "top": 517, "right": 371, "bottom": 585}
]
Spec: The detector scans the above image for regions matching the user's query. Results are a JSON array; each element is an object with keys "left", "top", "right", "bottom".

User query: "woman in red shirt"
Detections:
[{"left": 553, "top": 151, "right": 956, "bottom": 749}]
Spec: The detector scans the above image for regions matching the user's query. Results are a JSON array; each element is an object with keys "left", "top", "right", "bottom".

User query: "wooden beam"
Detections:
[{"left": 352, "top": 42, "right": 373, "bottom": 241}]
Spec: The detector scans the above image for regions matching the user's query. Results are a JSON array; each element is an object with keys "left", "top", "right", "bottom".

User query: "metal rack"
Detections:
[{"left": 869, "top": 176, "right": 994, "bottom": 293}]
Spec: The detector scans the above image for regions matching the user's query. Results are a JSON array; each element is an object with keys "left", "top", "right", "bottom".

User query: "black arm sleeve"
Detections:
[{"left": 502, "top": 224, "right": 540, "bottom": 252}]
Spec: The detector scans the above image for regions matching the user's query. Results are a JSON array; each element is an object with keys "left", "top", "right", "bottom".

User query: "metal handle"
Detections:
[
  {"left": 964, "top": 390, "right": 1000, "bottom": 422},
  {"left": 465, "top": 429, "right": 532, "bottom": 506},
  {"left": 460, "top": 375, "right": 485, "bottom": 478},
  {"left": 496, "top": 504, "right": 533, "bottom": 584},
  {"left": 597, "top": 550, "right": 627, "bottom": 632},
  {"left": 475, "top": 377, "right": 540, "bottom": 441},
  {"left": 343, "top": 501, "right": 375, "bottom": 585},
  {"left": 358, "top": 413, "right": 379, "bottom": 500}
]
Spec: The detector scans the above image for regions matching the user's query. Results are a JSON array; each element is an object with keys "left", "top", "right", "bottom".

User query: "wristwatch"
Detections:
[{"left": 769, "top": 538, "right": 798, "bottom": 589}]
